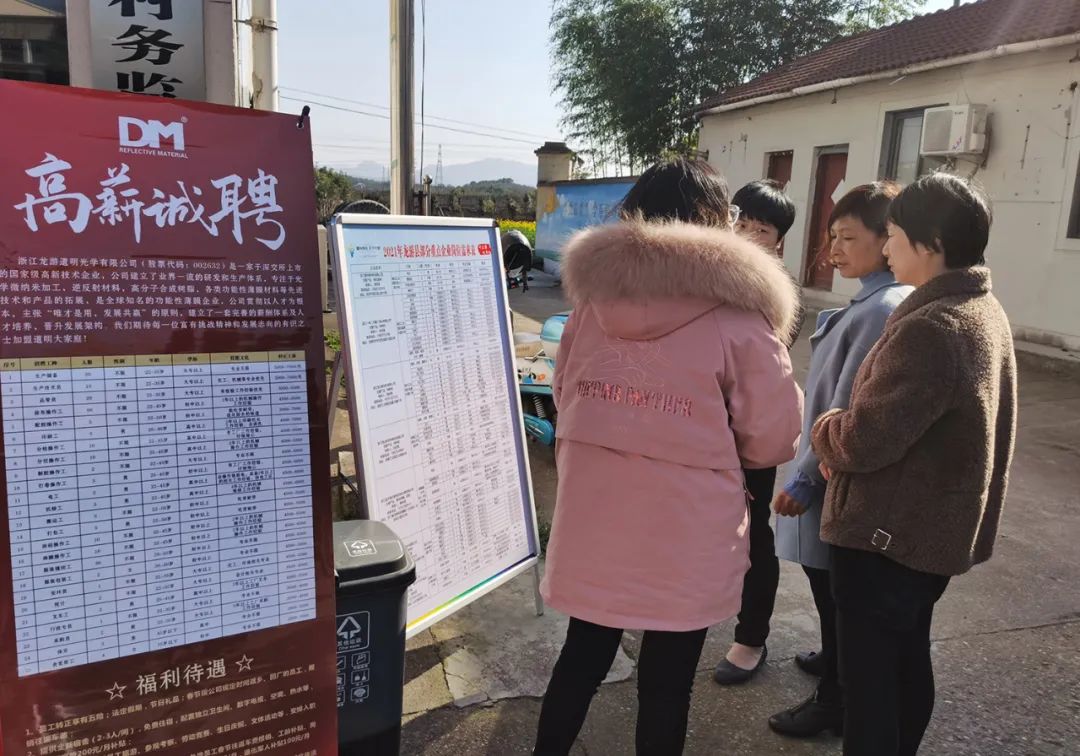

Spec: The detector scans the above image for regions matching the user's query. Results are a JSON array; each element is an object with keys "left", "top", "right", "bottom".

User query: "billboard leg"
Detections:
[
  {"left": 328, "top": 351, "right": 344, "bottom": 442},
  {"left": 532, "top": 562, "right": 544, "bottom": 617}
]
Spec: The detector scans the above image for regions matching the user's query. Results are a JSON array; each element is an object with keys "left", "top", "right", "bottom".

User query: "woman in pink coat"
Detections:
[{"left": 534, "top": 158, "right": 803, "bottom": 756}]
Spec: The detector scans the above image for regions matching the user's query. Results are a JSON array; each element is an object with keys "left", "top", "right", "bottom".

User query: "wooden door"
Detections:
[
  {"left": 766, "top": 151, "right": 794, "bottom": 257},
  {"left": 767, "top": 151, "right": 793, "bottom": 188},
  {"left": 803, "top": 149, "right": 848, "bottom": 290}
]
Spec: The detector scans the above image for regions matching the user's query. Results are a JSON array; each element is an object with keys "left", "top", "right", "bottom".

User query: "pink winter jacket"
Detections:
[{"left": 541, "top": 221, "right": 803, "bottom": 631}]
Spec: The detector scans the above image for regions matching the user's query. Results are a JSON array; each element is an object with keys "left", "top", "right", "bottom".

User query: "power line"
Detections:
[
  {"left": 282, "top": 96, "right": 390, "bottom": 120},
  {"left": 281, "top": 95, "right": 542, "bottom": 145},
  {"left": 316, "top": 136, "right": 532, "bottom": 149},
  {"left": 280, "top": 85, "right": 556, "bottom": 140},
  {"left": 314, "top": 142, "right": 531, "bottom": 154}
]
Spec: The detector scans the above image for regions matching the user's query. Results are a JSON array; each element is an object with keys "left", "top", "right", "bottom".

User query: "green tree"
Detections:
[
  {"left": 481, "top": 197, "right": 497, "bottom": 217},
  {"left": 314, "top": 166, "right": 355, "bottom": 223},
  {"left": 550, "top": 0, "right": 925, "bottom": 167},
  {"left": 843, "top": 0, "right": 926, "bottom": 33},
  {"left": 551, "top": 0, "right": 680, "bottom": 172}
]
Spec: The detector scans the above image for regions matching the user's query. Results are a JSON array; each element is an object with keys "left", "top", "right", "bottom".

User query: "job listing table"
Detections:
[{"left": 0, "top": 351, "right": 316, "bottom": 677}]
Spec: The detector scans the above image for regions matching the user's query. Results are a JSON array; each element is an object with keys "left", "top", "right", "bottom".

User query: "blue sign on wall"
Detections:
[{"left": 535, "top": 180, "right": 635, "bottom": 269}]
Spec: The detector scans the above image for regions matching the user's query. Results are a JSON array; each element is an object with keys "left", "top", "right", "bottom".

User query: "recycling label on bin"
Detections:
[
  {"left": 344, "top": 539, "right": 378, "bottom": 557},
  {"left": 336, "top": 611, "right": 372, "bottom": 708}
]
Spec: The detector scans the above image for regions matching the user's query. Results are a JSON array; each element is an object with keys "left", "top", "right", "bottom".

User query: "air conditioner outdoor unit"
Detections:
[{"left": 920, "top": 104, "right": 988, "bottom": 157}]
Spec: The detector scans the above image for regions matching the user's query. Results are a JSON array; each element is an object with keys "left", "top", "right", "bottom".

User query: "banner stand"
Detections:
[
  {"left": 328, "top": 215, "right": 545, "bottom": 636},
  {"left": 328, "top": 350, "right": 345, "bottom": 440},
  {"left": 0, "top": 80, "right": 339, "bottom": 756},
  {"left": 327, "top": 367, "right": 544, "bottom": 620}
]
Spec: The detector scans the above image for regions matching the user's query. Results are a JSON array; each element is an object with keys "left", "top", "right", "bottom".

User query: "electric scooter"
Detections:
[
  {"left": 515, "top": 314, "right": 567, "bottom": 446},
  {"left": 501, "top": 227, "right": 567, "bottom": 446}
]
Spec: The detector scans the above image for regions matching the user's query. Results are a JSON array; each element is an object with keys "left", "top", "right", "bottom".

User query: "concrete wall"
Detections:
[{"left": 699, "top": 46, "right": 1080, "bottom": 350}]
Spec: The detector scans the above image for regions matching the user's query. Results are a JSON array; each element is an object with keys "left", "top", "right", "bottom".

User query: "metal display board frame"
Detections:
[{"left": 328, "top": 214, "right": 542, "bottom": 638}]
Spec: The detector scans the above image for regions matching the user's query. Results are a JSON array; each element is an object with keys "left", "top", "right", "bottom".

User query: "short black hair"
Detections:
[
  {"left": 888, "top": 173, "right": 992, "bottom": 268},
  {"left": 619, "top": 157, "right": 730, "bottom": 227},
  {"left": 829, "top": 181, "right": 901, "bottom": 236},
  {"left": 732, "top": 179, "right": 796, "bottom": 238}
]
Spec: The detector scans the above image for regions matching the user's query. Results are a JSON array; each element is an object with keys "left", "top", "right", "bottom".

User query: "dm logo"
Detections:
[{"left": 118, "top": 116, "right": 186, "bottom": 154}]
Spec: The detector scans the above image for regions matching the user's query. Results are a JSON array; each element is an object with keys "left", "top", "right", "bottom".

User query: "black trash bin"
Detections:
[{"left": 333, "top": 519, "right": 416, "bottom": 755}]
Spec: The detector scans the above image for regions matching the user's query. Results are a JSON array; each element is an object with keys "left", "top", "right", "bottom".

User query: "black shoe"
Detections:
[
  {"left": 795, "top": 649, "right": 825, "bottom": 677},
  {"left": 768, "top": 694, "right": 843, "bottom": 738},
  {"left": 712, "top": 646, "right": 767, "bottom": 685}
]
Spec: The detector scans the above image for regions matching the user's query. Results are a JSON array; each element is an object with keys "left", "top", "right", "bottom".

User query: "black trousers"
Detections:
[
  {"left": 534, "top": 617, "right": 708, "bottom": 756},
  {"left": 804, "top": 564, "right": 841, "bottom": 704},
  {"left": 831, "top": 546, "right": 950, "bottom": 756},
  {"left": 733, "top": 466, "right": 779, "bottom": 647}
]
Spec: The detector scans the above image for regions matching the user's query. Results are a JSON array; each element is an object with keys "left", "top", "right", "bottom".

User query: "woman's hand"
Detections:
[
  {"left": 819, "top": 462, "right": 833, "bottom": 482},
  {"left": 772, "top": 491, "right": 807, "bottom": 518}
]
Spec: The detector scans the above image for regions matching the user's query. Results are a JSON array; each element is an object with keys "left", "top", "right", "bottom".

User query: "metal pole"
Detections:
[
  {"left": 327, "top": 351, "right": 344, "bottom": 442},
  {"left": 390, "top": 0, "right": 415, "bottom": 214},
  {"left": 251, "top": 0, "right": 279, "bottom": 111},
  {"left": 421, "top": 174, "right": 433, "bottom": 216}
]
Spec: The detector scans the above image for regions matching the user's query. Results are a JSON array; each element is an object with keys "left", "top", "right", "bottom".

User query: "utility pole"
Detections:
[
  {"left": 251, "top": 0, "right": 279, "bottom": 111},
  {"left": 389, "top": 0, "right": 415, "bottom": 214}
]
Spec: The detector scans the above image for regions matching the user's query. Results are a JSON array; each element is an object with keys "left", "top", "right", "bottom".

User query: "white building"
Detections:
[{"left": 697, "top": 0, "right": 1080, "bottom": 353}]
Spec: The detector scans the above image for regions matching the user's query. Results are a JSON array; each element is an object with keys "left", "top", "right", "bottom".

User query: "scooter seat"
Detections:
[{"left": 540, "top": 313, "right": 570, "bottom": 360}]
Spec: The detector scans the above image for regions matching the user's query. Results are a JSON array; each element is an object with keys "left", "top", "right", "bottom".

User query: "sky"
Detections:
[
  {"left": 278, "top": 0, "right": 961, "bottom": 174},
  {"left": 277, "top": 0, "right": 564, "bottom": 175}
]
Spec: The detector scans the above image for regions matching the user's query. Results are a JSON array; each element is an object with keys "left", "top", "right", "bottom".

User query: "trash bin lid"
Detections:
[{"left": 333, "top": 520, "right": 415, "bottom": 587}]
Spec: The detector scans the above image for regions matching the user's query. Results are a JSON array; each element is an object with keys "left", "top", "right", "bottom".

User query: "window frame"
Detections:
[
  {"left": 0, "top": 16, "right": 69, "bottom": 86},
  {"left": 1068, "top": 163, "right": 1080, "bottom": 240},
  {"left": 878, "top": 106, "right": 945, "bottom": 183}
]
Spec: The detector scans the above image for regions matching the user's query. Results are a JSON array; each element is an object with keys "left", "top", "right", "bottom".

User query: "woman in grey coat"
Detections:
[{"left": 768, "top": 182, "right": 912, "bottom": 739}]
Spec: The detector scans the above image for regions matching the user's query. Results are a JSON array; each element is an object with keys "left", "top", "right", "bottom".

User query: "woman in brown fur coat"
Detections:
[{"left": 813, "top": 173, "right": 1017, "bottom": 756}]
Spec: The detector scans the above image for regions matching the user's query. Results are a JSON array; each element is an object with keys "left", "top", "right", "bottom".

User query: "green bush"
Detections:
[
  {"left": 538, "top": 518, "right": 552, "bottom": 554},
  {"left": 499, "top": 219, "right": 536, "bottom": 247},
  {"left": 324, "top": 329, "right": 342, "bottom": 352}
]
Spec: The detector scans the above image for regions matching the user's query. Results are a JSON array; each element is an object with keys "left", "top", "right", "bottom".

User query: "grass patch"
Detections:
[
  {"left": 324, "top": 329, "right": 342, "bottom": 353},
  {"left": 537, "top": 518, "right": 551, "bottom": 555}
]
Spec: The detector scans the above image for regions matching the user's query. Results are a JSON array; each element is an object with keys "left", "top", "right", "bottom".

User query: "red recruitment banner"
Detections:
[{"left": 0, "top": 80, "right": 337, "bottom": 755}]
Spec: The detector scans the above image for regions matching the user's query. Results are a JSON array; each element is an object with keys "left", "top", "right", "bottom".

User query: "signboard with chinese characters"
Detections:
[
  {"left": 0, "top": 80, "right": 337, "bottom": 755},
  {"left": 328, "top": 216, "right": 540, "bottom": 637},
  {"left": 90, "top": 0, "right": 206, "bottom": 100}
]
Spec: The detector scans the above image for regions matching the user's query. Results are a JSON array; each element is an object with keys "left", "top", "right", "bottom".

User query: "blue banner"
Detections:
[{"left": 535, "top": 180, "right": 635, "bottom": 266}]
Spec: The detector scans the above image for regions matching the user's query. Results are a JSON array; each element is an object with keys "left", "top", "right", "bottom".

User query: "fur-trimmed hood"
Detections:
[{"left": 561, "top": 220, "right": 800, "bottom": 341}]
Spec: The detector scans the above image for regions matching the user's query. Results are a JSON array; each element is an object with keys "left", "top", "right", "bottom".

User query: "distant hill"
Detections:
[
  {"left": 349, "top": 175, "right": 390, "bottom": 191},
  {"left": 437, "top": 159, "right": 535, "bottom": 187},
  {"left": 333, "top": 157, "right": 536, "bottom": 187},
  {"left": 458, "top": 178, "right": 533, "bottom": 195},
  {"left": 343, "top": 161, "right": 388, "bottom": 183}
]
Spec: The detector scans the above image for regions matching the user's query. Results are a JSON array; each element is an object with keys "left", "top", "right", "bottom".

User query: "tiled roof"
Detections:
[{"left": 698, "top": 0, "right": 1080, "bottom": 113}]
